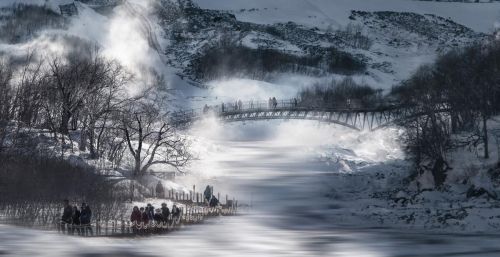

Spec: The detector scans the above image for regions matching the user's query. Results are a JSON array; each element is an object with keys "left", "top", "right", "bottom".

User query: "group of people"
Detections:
[
  {"left": 203, "top": 185, "right": 219, "bottom": 207},
  {"left": 220, "top": 100, "right": 244, "bottom": 113},
  {"left": 61, "top": 199, "right": 92, "bottom": 235},
  {"left": 216, "top": 97, "right": 299, "bottom": 113},
  {"left": 130, "top": 202, "right": 181, "bottom": 226}
]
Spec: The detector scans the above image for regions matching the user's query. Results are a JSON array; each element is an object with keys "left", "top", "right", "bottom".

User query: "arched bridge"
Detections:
[{"left": 170, "top": 99, "right": 416, "bottom": 131}]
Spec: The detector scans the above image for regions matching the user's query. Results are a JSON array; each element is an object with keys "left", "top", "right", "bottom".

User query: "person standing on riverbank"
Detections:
[{"left": 61, "top": 199, "right": 72, "bottom": 232}]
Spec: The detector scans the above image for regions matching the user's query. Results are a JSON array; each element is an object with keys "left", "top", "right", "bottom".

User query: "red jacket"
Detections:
[{"left": 130, "top": 210, "right": 141, "bottom": 223}]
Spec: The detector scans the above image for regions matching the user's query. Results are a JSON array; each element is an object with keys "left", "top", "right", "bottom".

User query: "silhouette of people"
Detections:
[
  {"left": 131, "top": 206, "right": 141, "bottom": 224},
  {"left": 61, "top": 199, "right": 72, "bottom": 233},
  {"left": 71, "top": 205, "right": 81, "bottom": 235},
  {"left": 140, "top": 207, "right": 149, "bottom": 225},
  {"left": 293, "top": 98, "right": 298, "bottom": 107},
  {"left": 154, "top": 209, "right": 164, "bottom": 224},
  {"left": 146, "top": 203, "right": 154, "bottom": 221},
  {"left": 171, "top": 204, "right": 181, "bottom": 222},
  {"left": 161, "top": 203, "right": 170, "bottom": 221},
  {"left": 272, "top": 97, "right": 277, "bottom": 109},
  {"left": 209, "top": 195, "right": 219, "bottom": 207},
  {"left": 204, "top": 185, "right": 213, "bottom": 204},
  {"left": 221, "top": 102, "right": 225, "bottom": 112},
  {"left": 80, "top": 203, "right": 92, "bottom": 236}
]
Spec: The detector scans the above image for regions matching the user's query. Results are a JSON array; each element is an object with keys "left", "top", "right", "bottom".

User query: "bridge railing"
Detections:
[{"left": 169, "top": 98, "right": 401, "bottom": 125}]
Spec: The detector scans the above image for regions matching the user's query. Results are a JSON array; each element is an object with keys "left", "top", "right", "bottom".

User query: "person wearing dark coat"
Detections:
[
  {"left": 80, "top": 203, "right": 93, "bottom": 236},
  {"left": 71, "top": 206, "right": 81, "bottom": 235},
  {"left": 153, "top": 209, "right": 164, "bottom": 224},
  {"left": 204, "top": 185, "right": 213, "bottom": 204},
  {"left": 156, "top": 181, "right": 164, "bottom": 198},
  {"left": 130, "top": 206, "right": 141, "bottom": 223},
  {"left": 146, "top": 203, "right": 154, "bottom": 221},
  {"left": 61, "top": 199, "right": 73, "bottom": 232},
  {"left": 141, "top": 207, "right": 149, "bottom": 225},
  {"left": 161, "top": 203, "right": 170, "bottom": 221},
  {"left": 171, "top": 204, "right": 181, "bottom": 219},
  {"left": 209, "top": 195, "right": 219, "bottom": 207}
]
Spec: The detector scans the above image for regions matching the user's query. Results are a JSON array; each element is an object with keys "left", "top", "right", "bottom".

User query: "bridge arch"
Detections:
[{"left": 170, "top": 99, "right": 409, "bottom": 131}]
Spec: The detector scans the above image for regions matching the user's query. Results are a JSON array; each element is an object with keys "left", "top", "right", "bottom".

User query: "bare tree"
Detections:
[
  {"left": 78, "top": 56, "right": 131, "bottom": 158},
  {"left": 0, "top": 61, "right": 13, "bottom": 153},
  {"left": 117, "top": 100, "right": 191, "bottom": 177}
]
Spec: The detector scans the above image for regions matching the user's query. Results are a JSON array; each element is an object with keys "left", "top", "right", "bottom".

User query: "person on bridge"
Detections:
[
  {"left": 156, "top": 181, "right": 164, "bottom": 198},
  {"left": 221, "top": 102, "right": 225, "bottom": 112},
  {"left": 272, "top": 97, "right": 278, "bottom": 109},
  {"left": 238, "top": 100, "right": 243, "bottom": 110},
  {"left": 293, "top": 98, "right": 298, "bottom": 107}
]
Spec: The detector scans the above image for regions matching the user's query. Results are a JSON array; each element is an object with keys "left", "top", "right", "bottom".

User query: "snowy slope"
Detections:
[{"left": 194, "top": 0, "right": 500, "bottom": 33}]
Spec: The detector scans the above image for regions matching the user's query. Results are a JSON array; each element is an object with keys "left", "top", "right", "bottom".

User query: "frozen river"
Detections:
[{"left": 1, "top": 121, "right": 500, "bottom": 257}]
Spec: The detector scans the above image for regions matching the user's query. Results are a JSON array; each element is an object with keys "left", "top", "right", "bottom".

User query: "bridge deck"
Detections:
[{"left": 171, "top": 99, "right": 406, "bottom": 131}]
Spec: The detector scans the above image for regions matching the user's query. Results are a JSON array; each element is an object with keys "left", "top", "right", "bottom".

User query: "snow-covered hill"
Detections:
[
  {"left": 194, "top": 0, "right": 500, "bottom": 33},
  {"left": 0, "top": 0, "right": 498, "bottom": 109}
]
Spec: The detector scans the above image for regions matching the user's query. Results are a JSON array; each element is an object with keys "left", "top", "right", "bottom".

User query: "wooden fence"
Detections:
[{"left": 151, "top": 185, "right": 238, "bottom": 208}]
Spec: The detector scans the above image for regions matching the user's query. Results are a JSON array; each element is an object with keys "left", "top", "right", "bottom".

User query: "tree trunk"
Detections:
[
  {"left": 134, "top": 155, "right": 141, "bottom": 177},
  {"left": 483, "top": 115, "right": 489, "bottom": 159},
  {"left": 59, "top": 110, "right": 71, "bottom": 135},
  {"left": 432, "top": 157, "right": 448, "bottom": 187},
  {"left": 89, "top": 131, "right": 97, "bottom": 159},
  {"left": 79, "top": 128, "right": 87, "bottom": 151}
]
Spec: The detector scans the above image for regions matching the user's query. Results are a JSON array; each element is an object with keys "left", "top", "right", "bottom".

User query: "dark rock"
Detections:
[{"left": 466, "top": 186, "right": 497, "bottom": 200}]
